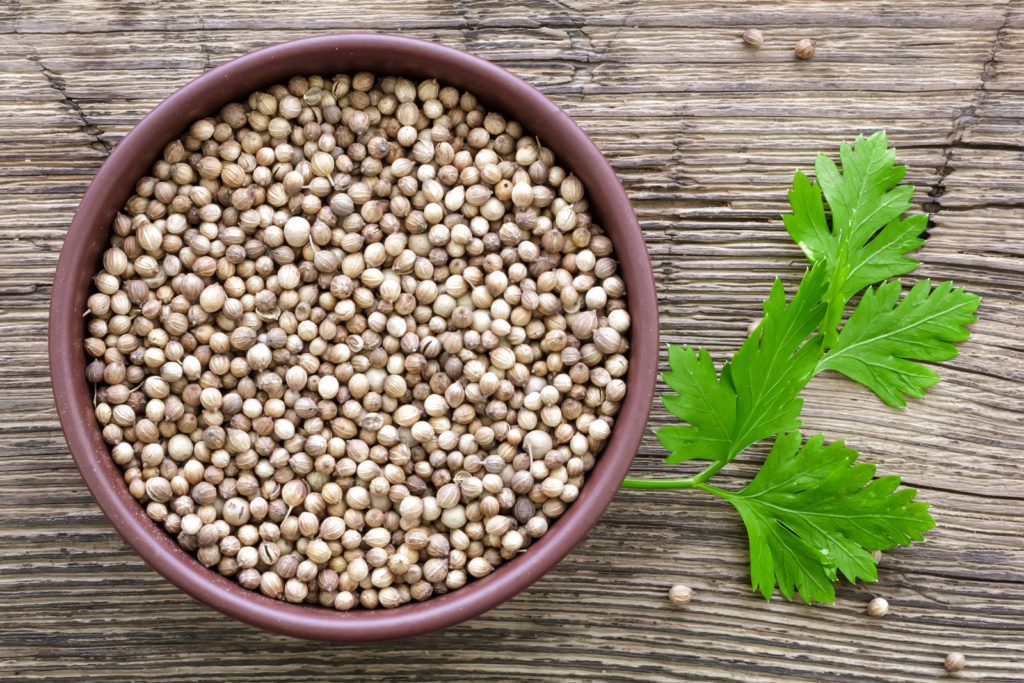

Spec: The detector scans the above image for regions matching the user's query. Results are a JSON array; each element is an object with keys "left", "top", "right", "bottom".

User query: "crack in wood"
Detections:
[
  {"left": 196, "top": 14, "right": 213, "bottom": 72},
  {"left": 26, "top": 55, "right": 113, "bottom": 155},
  {"left": 923, "top": 0, "right": 1014, "bottom": 216},
  {"left": 451, "top": 0, "right": 474, "bottom": 49}
]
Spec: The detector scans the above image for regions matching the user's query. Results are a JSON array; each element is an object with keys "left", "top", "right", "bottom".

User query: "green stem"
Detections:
[
  {"left": 621, "top": 477, "right": 698, "bottom": 490},
  {"left": 621, "top": 460, "right": 729, "bottom": 490},
  {"left": 823, "top": 249, "right": 852, "bottom": 348},
  {"left": 688, "top": 460, "right": 727, "bottom": 485},
  {"left": 692, "top": 482, "right": 733, "bottom": 498}
]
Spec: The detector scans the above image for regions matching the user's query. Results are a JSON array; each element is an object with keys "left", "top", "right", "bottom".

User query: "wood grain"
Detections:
[{"left": 1, "top": 0, "right": 1022, "bottom": 680}]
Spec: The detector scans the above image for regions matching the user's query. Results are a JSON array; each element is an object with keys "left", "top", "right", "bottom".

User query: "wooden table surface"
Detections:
[{"left": 2, "top": 0, "right": 1022, "bottom": 680}]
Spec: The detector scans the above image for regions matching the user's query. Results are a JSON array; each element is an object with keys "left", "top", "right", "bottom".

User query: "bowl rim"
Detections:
[{"left": 48, "top": 33, "right": 659, "bottom": 641}]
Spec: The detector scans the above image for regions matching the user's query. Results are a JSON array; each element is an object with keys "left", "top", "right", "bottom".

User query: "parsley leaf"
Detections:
[
  {"left": 819, "top": 279, "right": 981, "bottom": 407},
  {"left": 657, "top": 266, "right": 827, "bottom": 469},
  {"left": 656, "top": 345, "right": 736, "bottom": 465},
  {"left": 623, "top": 132, "right": 976, "bottom": 604},
  {"left": 708, "top": 432, "right": 935, "bottom": 603},
  {"left": 782, "top": 131, "right": 927, "bottom": 340}
]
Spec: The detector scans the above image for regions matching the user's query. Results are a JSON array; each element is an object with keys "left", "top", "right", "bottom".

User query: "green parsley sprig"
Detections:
[{"left": 623, "top": 131, "right": 980, "bottom": 603}]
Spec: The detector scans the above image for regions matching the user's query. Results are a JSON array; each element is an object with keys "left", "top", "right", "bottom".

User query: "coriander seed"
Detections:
[
  {"left": 795, "top": 39, "right": 816, "bottom": 60},
  {"left": 866, "top": 596, "right": 889, "bottom": 617},
  {"left": 944, "top": 652, "right": 965, "bottom": 673},
  {"left": 742, "top": 28, "right": 764, "bottom": 47},
  {"left": 669, "top": 584, "right": 693, "bottom": 606}
]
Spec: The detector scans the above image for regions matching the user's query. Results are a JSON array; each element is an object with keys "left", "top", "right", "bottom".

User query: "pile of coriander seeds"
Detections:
[{"left": 84, "top": 72, "right": 630, "bottom": 611}]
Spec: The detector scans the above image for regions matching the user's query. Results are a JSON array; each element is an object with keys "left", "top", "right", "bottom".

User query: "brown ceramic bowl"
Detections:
[{"left": 49, "top": 34, "right": 658, "bottom": 641}]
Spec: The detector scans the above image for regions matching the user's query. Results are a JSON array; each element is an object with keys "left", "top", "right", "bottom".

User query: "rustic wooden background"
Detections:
[{"left": 1, "top": 0, "right": 1022, "bottom": 680}]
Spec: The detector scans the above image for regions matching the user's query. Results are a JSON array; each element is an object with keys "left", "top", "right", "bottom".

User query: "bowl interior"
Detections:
[{"left": 49, "top": 34, "right": 658, "bottom": 641}]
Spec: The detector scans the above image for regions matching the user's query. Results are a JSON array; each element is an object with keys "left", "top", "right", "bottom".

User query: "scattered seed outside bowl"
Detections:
[{"left": 48, "top": 34, "right": 659, "bottom": 642}]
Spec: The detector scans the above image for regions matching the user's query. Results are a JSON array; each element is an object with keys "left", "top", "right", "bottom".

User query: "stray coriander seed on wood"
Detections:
[
  {"left": 669, "top": 584, "right": 693, "bottom": 605},
  {"left": 866, "top": 597, "right": 889, "bottom": 617},
  {"left": 741, "top": 29, "right": 764, "bottom": 47},
  {"left": 944, "top": 652, "right": 966, "bottom": 673},
  {"left": 795, "top": 38, "right": 817, "bottom": 60},
  {"left": 83, "top": 72, "right": 631, "bottom": 611}
]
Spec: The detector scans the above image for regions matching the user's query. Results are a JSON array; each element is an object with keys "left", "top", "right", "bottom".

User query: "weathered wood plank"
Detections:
[{"left": 0, "top": 0, "right": 1021, "bottom": 680}]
